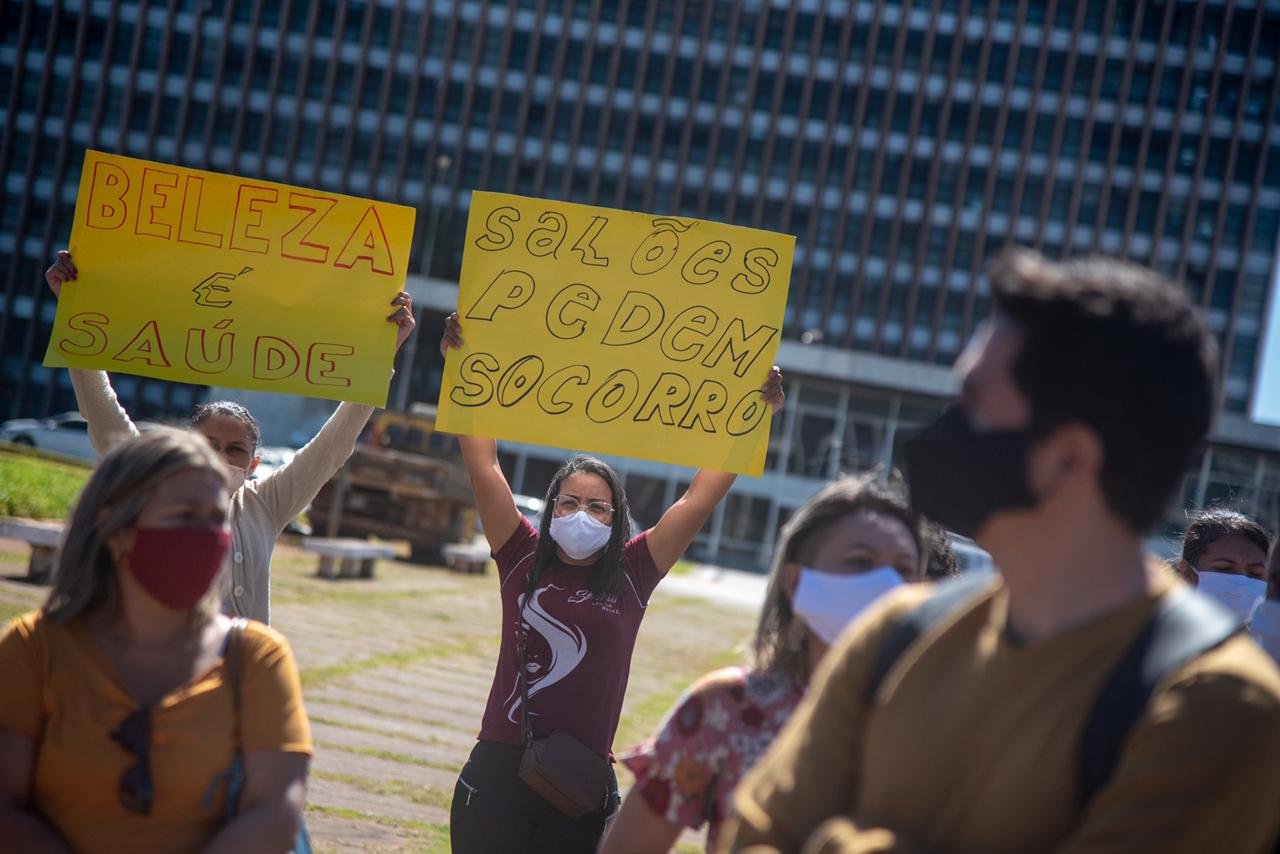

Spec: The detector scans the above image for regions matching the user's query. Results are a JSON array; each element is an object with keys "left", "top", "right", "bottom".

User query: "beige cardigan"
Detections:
[{"left": 70, "top": 369, "right": 373, "bottom": 623}]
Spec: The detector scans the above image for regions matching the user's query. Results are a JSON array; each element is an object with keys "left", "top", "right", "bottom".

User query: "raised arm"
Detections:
[
  {"left": 441, "top": 313, "right": 522, "bottom": 550},
  {"left": 460, "top": 435, "right": 522, "bottom": 551},
  {"left": 67, "top": 370, "right": 140, "bottom": 456},
  {"left": 645, "top": 469, "right": 738, "bottom": 573},
  {"left": 46, "top": 252, "right": 140, "bottom": 456},
  {"left": 253, "top": 290, "right": 417, "bottom": 529},
  {"left": 645, "top": 367, "right": 785, "bottom": 573},
  {"left": 254, "top": 402, "right": 374, "bottom": 529}
]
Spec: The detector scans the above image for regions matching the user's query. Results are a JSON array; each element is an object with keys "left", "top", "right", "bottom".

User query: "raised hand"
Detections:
[
  {"left": 44, "top": 250, "right": 77, "bottom": 298},
  {"left": 388, "top": 291, "right": 416, "bottom": 352},
  {"left": 761, "top": 365, "right": 785, "bottom": 412},
  {"left": 440, "top": 311, "right": 464, "bottom": 358}
]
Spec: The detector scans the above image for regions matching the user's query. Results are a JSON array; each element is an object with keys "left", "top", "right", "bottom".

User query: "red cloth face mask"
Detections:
[{"left": 122, "top": 527, "right": 231, "bottom": 611}]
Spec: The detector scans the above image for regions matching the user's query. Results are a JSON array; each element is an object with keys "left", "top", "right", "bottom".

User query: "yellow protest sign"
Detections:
[
  {"left": 436, "top": 192, "right": 794, "bottom": 476},
  {"left": 43, "top": 150, "right": 415, "bottom": 407}
]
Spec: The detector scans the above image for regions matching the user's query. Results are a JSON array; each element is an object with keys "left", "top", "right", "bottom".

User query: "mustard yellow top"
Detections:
[{"left": 0, "top": 610, "right": 311, "bottom": 854}]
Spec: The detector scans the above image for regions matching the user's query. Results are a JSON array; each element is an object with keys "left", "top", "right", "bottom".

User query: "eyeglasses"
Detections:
[
  {"left": 111, "top": 707, "right": 153, "bottom": 815},
  {"left": 553, "top": 494, "right": 615, "bottom": 522}
]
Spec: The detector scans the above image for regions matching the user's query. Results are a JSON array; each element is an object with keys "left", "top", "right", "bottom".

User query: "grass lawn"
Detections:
[{"left": 0, "top": 446, "right": 91, "bottom": 519}]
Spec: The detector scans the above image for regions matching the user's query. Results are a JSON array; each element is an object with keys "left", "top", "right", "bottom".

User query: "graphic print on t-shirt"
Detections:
[
  {"left": 478, "top": 517, "right": 663, "bottom": 756},
  {"left": 505, "top": 584, "right": 588, "bottom": 725}
]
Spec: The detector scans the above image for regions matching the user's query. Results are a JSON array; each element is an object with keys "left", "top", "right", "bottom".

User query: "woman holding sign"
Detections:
[
  {"left": 44, "top": 250, "right": 416, "bottom": 624},
  {"left": 440, "top": 314, "right": 784, "bottom": 853}
]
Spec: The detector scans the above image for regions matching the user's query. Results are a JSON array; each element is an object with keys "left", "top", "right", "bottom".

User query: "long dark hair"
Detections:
[
  {"left": 751, "top": 474, "right": 923, "bottom": 682},
  {"left": 530, "top": 455, "right": 632, "bottom": 596}
]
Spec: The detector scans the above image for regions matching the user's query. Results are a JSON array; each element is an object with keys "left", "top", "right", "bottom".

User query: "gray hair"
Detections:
[{"left": 43, "top": 428, "right": 230, "bottom": 624}]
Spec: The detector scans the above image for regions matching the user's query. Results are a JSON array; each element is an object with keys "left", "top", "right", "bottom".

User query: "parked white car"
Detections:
[
  {"left": 0, "top": 412, "right": 97, "bottom": 460},
  {"left": 514, "top": 494, "right": 545, "bottom": 523},
  {"left": 251, "top": 446, "right": 298, "bottom": 481},
  {"left": 0, "top": 414, "right": 167, "bottom": 461}
]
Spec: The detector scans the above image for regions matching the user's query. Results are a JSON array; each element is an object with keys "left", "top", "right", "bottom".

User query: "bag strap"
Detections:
[
  {"left": 516, "top": 574, "right": 534, "bottom": 748},
  {"left": 864, "top": 572, "right": 994, "bottom": 704},
  {"left": 224, "top": 618, "right": 249, "bottom": 751},
  {"left": 1076, "top": 585, "right": 1239, "bottom": 807},
  {"left": 222, "top": 619, "right": 312, "bottom": 852}
]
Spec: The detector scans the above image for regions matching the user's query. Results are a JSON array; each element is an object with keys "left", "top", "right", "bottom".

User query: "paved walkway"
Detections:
[{"left": 0, "top": 537, "right": 760, "bottom": 852}]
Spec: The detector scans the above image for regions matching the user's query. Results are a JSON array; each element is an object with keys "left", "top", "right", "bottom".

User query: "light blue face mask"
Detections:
[
  {"left": 1250, "top": 600, "right": 1280, "bottom": 663},
  {"left": 549, "top": 510, "right": 611, "bottom": 560},
  {"left": 1197, "top": 571, "right": 1267, "bottom": 624},
  {"left": 792, "top": 566, "right": 905, "bottom": 645}
]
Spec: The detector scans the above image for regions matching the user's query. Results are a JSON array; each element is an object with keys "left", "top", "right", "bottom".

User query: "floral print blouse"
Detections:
[{"left": 619, "top": 665, "right": 805, "bottom": 852}]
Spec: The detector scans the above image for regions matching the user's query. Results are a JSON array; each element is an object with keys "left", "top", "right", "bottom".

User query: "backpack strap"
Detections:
[
  {"left": 865, "top": 572, "right": 996, "bottom": 705},
  {"left": 1076, "top": 586, "right": 1240, "bottom": 808},
  {"left": 865, "top": 574, "right": 1241, "bottom": 812}
]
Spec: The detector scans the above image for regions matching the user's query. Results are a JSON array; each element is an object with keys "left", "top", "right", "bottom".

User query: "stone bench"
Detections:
[
  {"left": 441, "top": 539, "right": 491, "bottom": 574},
  {"left": 0, "top": 518, "right": 64, "bottom": 584},
  {"left": 298, "top": 537, "right": 398, "bottom": 579}
]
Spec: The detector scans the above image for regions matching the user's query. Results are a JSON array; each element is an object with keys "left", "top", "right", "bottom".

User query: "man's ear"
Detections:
[
  {"left": 1029, "top": 422, "right": 1103, "bottom": 497},
  {"left": 247, "top": 456, "right": 261, "bottom": 477}
]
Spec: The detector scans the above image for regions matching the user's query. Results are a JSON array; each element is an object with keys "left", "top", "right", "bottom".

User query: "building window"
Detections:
[
  {"left": 360, "top": 68, "right": 383, "bottom": 111},
  {"left": 1072, "top": 54, "right": 1096, "bottom": 98}
]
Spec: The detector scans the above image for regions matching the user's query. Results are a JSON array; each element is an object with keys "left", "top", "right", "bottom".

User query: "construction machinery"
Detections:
[{"left": 308, "top": 404, "right": 479, "bottom": 565}]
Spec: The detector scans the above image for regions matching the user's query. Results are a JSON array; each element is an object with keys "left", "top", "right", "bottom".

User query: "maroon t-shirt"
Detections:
[{"left": 477, "top": 515, "right": 665, "bottom": 758}]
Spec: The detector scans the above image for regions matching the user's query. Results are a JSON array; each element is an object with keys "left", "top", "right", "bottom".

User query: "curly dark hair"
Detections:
[{"left": 988, "top": 248, "right": 1216, "bottom": 533}]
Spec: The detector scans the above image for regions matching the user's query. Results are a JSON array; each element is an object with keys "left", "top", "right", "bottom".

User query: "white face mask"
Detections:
[
  {"left": 1248, "top": 600, "right": 1280, "bottom": 663},
  {"left": 549, "top": 510, "right": 612, "bottom": 561},
  {"left": 792, "top": 566, "right": 905, "bottom": 645},
  {"left": 1197, "top": 571, "right": 1267, "bottom": 624}
]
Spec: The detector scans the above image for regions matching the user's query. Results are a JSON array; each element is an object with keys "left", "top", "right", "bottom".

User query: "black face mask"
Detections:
[{"left": 902, "top": 405, "right": 1039, "bottom": 540}]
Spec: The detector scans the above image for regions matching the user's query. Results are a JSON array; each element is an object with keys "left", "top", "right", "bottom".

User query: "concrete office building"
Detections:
[{"left": 3, "top": 1, "right": 1279, "bottom": 568}]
